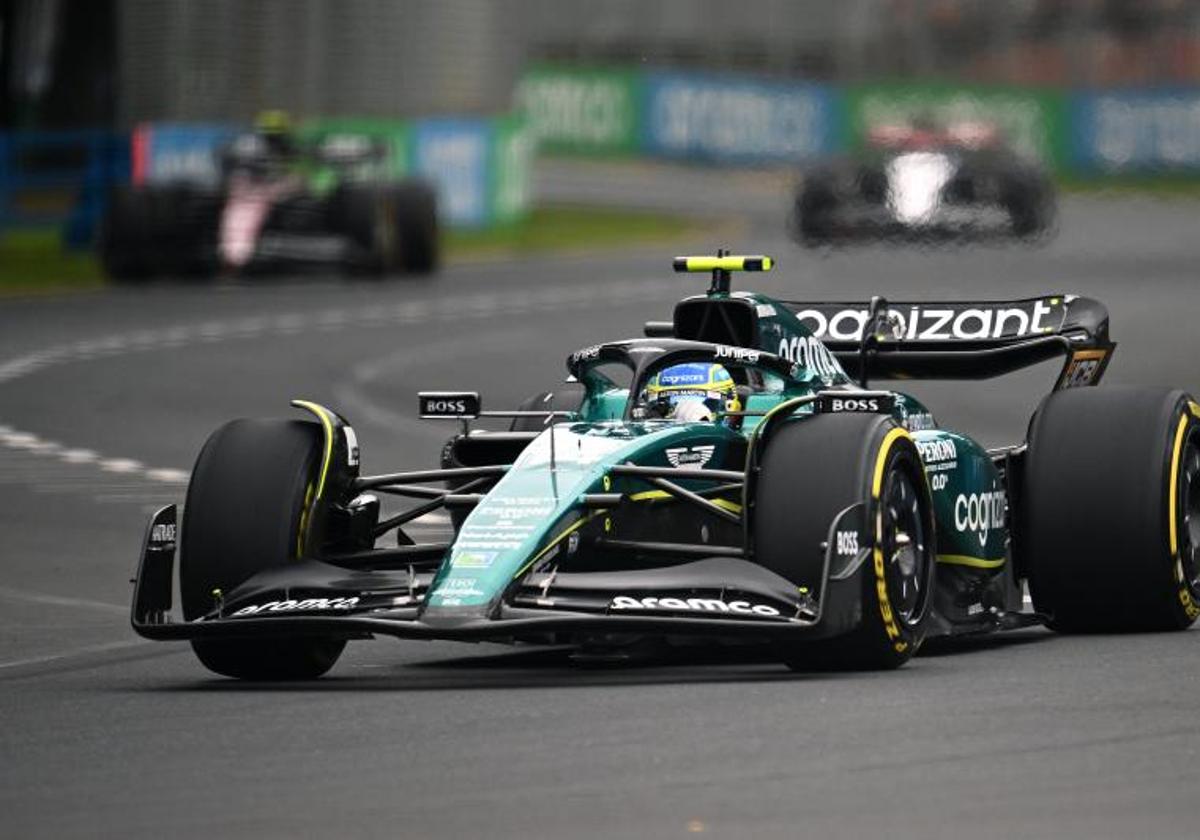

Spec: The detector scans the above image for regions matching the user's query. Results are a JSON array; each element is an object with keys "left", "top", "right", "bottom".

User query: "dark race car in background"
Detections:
[
  {"left": 101, "top": 130, "right": 439, "bottom": 281},
  {"left": 129, "top": 253, "right": 1200, "bottom": 679},
  {"left": 794, "top": 119, "right": 1055, "bottom": 245}
]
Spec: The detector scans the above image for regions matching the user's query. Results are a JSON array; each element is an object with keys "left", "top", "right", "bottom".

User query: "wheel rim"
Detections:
[
  {"left": 1178, "top": 431, "right": 1200, "bottom": 593},
  {"left": 881, "top": 467, "right": 931, "bottom": 624}
]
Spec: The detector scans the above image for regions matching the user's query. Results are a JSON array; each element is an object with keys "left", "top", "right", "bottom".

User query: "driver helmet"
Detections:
[
  {"left": 643, "top": 362, "right": 739, "bottom": 422},
  {"left": 253, "top": 109, "right": 297, "bottom": 157}
]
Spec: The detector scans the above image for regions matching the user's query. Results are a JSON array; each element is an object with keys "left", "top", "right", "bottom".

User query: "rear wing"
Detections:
[{"left": 781, "top": 295, "right": 1115, "bottom": 388}]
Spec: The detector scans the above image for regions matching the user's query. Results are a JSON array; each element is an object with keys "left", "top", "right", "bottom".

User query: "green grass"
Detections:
[
  {"left": 444, "top": 205, "right": 713, "bottom": 260},
  {"left": 0, "top": 230, "right": 104, "bottom": 295},
  {"left": 1056, "top": 173, "right": 1200, "bottom": 198},
  {"left": 0, "top": 205, "right": 712, "bottom": 296}
]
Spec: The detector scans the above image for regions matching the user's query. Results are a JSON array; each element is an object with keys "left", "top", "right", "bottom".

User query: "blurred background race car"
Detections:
[
  {"left": 100, "top": 112, "right": 438, "bottom": 281},
  {"left": 793, "top": 117, "right": 1055, "bottom": 245}
]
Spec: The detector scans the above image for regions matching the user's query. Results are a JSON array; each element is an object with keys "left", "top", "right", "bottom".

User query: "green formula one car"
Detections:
[{"left": 132, "top": 254, "right": 1200, "bottom": 679}]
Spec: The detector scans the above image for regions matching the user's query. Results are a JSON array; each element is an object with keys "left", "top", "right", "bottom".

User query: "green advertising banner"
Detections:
[
  {"left": 515, "top": 65, "right": 641, "bottom": 155},
  {"left": 489, "top": 114, "right": 535, "bottom": 224},
  {"left": 298, "top": 117, "right": 411, "bottom": 179},
  {"left": 844, "top": 82, "right": 1069, "bottom": 170}
]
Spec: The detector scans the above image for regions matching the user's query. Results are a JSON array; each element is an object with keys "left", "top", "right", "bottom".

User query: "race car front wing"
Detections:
[{"left": 131, "top": 501, "right": 875, "bottom": 644}]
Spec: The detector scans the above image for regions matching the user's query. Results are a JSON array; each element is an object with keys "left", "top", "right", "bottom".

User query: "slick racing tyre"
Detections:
[
  {"left": 756, "top": 414, "right": 936, "bottom": 670},
  {"left": 181, "top": 419, "right": 346, "bottom": 679},
  {"left": 1002, "top": 169, "right": 1055, "bottom": 238},
  {"left": 100, "top": 186, "right": 218, "bottom": 281},
  {"left": 392, "top": 181, "right": 438, "bottom": 274},
  {"left": 794, "top": 175, "right": 837, "bottom": 245},
  {"left": 338, "top": 182, "right": 438, "bottom": 276},
  {"left": 337, "top": 185, "right": 393, "bottom": 275},
  {"left": 1021, "top": 387, "right": 1200, "bottom": 632},
  {"left": 99, "top": 187, "right": 154, "bottom": 282}
]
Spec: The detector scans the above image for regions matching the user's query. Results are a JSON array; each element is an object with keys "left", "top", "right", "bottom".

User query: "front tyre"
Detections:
[
  {"left": 1021, "top": 387, "right": 1200, "bottom": 632},
  {"left": 755, "top": 415, "right": 936, "bottom": 670},
  {"left": 181, "top": 419, "right": 346, "bottom": 679}
]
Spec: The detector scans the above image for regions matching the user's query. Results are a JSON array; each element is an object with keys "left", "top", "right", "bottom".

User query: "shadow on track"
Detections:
[
  {"left": 141, "top": 630, "right": 1057, "bottom": 693},
  {"left": 151, "top": 638, "right": 949, "bottom": 693},
  {"left": 916, "top": 627, "right": 1051, "bottom": 658}
]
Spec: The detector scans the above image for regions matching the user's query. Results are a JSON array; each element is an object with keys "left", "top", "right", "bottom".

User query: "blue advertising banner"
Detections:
[
  {"left": 1071, "top": 89, "right": 1200, "bottom": 172},
  {"left": 641, "top": 72, "right": 838, "bottom": 163},
  {"left": 410, "top": 118, "right": 492, "bottom": 227},
  {"left": 135, "top": 123, "right": 240, "bottom": 186}
]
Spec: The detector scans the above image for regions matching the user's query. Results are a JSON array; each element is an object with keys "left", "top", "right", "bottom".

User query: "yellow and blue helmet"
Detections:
[{"left": 643, "top": 362, "right": 738, "bottom": 421}]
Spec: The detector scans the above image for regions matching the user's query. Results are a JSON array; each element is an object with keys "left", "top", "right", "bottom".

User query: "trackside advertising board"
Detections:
[
  {"left": 490, "top": 114, "right": 536, "bottom": 224},
  {"left": 514, "top": 65, "right": 642, "bottom": 155},
  {"left": 131, "top": 123, "right": 240, "bottom": 187},
  {"left": 844, "top": 82, "right": 1069, "bottom": 167},
  {"left": 1070, "top": 89, "right": 1200, "bottom": 172},
  {"left": 298, "top": 117, "right": 411, "bottom": 180},
  {"left": 410, "top": 118, "right": 491, "bottom": 227},
  {"left": 641, "top": 72, "right": 839, "bottom": 163}
]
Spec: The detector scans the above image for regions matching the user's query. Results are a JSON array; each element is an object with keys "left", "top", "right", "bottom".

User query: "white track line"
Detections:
[
  {"left": 0, "top": 278, "right": 679, "bottom": 492},
  {"left": 0, "top": 427, "right": 188, "bottom": 485},
  {"left": 0, "top": 585, "right": 128, "bottom": 615},
  {"left": 0, "top": 639, "right": 152, "bottom": 672}
]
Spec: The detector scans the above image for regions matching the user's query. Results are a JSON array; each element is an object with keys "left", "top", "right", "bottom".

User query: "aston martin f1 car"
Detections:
[
  {"left": 132, "top": 254, "right": 1200, "bottom": 679},
  {"left": 101, "top": 125, "right": 438, "bottom": 281},
  {"left": 794, "top": 119, "right": 1055, "bottom": 244}
]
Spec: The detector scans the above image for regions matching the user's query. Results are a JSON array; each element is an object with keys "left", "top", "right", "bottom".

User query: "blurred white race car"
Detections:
[{"left": 794, "top": 118, "right": 1055, "bottom": 245}]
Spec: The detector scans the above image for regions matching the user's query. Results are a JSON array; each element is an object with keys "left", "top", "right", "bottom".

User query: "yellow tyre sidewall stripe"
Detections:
[
  {"left": 292, "top": 399, "right": 335, "bottom": 502},
  {"left": 1170, "top": 401, "right": 1200, "bottom": 619},
  {"left": 872, "top": 426, "right": 912, "bottom": 653}
]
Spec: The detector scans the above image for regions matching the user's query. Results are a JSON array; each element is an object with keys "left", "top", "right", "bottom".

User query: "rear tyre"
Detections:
[
  {"left": 1021, "top": 387, "right": 1200, "bottom": 632},
  {"left": 1002, "top": 169, "right": 1054, "bottom": 238},
  {"left": 337, "top": 185, "right": 391, "bottom": 275},
  {"left": 181, "top": 419, "right": 346, "bottom": 679},
  {"left": 755, "top": 415, "right": 935, "bottom": 670},
  {"left": 336, "top": 182, "right": 438, "bottom": 276},
  {"left": 393, "top": 182, "right": 439, "bottom": 274},
  {"left": 794, "top": 177, "right": 837, "bottom": 245}
]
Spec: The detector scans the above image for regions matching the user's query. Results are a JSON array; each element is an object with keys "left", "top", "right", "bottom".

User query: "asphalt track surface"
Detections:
[{"left": 3, "top": 165, "right": 1200, "bottom": 839}]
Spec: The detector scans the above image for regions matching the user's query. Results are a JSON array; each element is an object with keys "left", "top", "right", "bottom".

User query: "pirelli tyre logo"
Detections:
[{"left": 794, "top": 298, "right": 1067, "bottom": 343}]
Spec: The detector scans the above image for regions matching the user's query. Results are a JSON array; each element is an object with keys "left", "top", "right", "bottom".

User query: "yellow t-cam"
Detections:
[{"left": 672, "top": 253, "right": 774, "bottom": 294}]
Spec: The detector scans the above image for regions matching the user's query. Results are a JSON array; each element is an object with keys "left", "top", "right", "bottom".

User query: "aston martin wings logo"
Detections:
[{"left": 665, "top": 445, "right": 716, "bottom": 469}]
